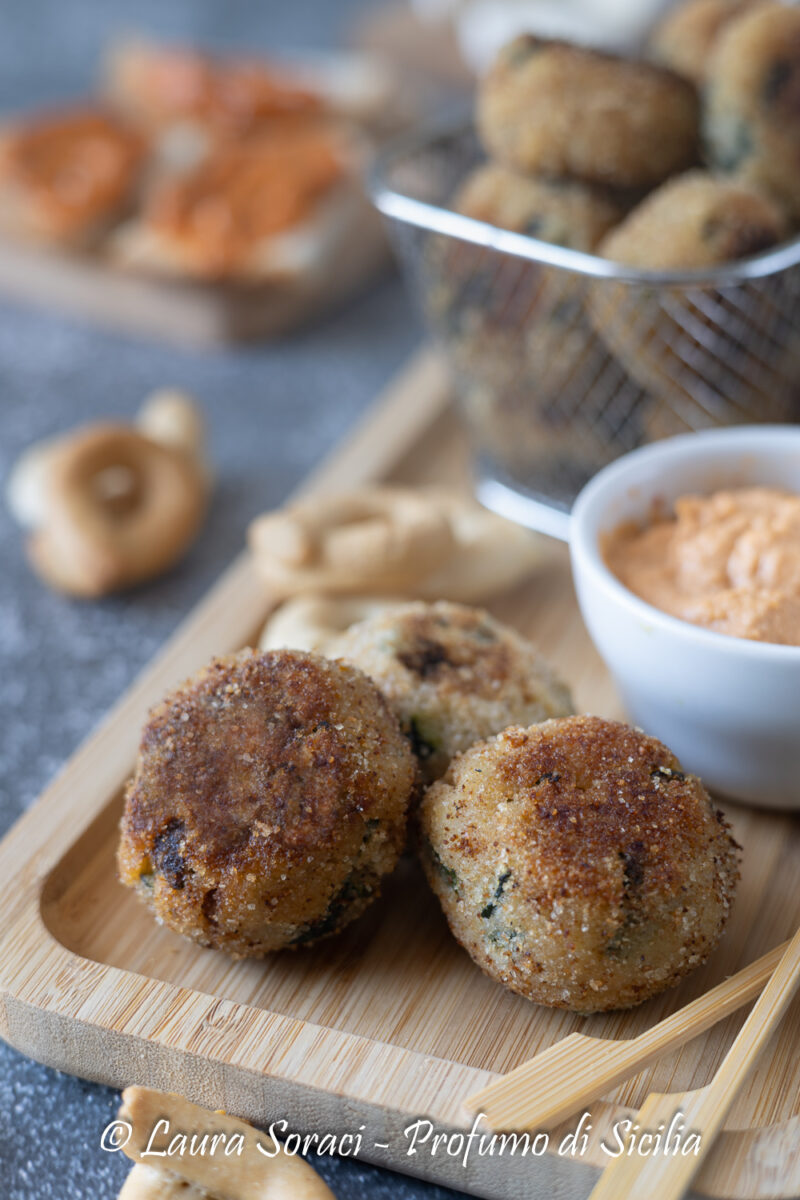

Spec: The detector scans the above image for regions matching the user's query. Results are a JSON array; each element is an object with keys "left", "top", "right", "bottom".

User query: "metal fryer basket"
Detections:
[{"left": 370, "top": 121, "right": 800, "bottom": 533}]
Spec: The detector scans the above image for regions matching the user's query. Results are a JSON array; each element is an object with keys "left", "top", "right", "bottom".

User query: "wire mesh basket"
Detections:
[{"left": 370, "top": 121, "right": 800, "bottom": 534}]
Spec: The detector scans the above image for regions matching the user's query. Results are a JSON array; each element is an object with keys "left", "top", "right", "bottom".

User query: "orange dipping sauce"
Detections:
[{"left": 605, "top": 487, "right": 800, "bottom": 646}]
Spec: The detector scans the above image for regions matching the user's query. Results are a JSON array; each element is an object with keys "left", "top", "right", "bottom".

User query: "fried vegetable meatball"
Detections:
[
  {"left": 329, "top": 601, "right": 573, "bottom": 784},
  {"left": 590, "top": 170, "right": 793, "bottom": 432},
  {"left": 598, "top": 169, "right": 786, "bottom": 269},
  {"left": 705, "top": 4, "right": 800, "bottom": 216},
  {"left": 446, "top": 306, "right": 642, "bottom": 508},
  {"left": 419, "top": 717, "right": 739, "bottom": 1012},
  {"left": 649, "top": 0, "right": 763, "bottom": 86},
  {"left": 427, "top": 166, "right": 631, "bottom": 504},
  {"left": 477, "top": 36, "right": 700, "bottom": 188},
  {"left": 453, "top": 163, "right": 627, "bottom": 250},
  {"left": 117, "top": 648, "right": 416, "bottom": 957}
]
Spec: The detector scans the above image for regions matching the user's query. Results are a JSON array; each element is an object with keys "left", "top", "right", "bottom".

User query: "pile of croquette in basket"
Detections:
[
  {"left": 424, "top": 1, "right": 800, "bottom": 498},
  {"left": 117, "top": 596, "right": 739, "bottom": 1016},
  {"left": 461, "top": 1, "right": 800, "bottom": 273}
]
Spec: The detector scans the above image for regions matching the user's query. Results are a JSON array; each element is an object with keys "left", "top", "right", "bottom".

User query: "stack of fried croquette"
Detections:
[
  {"left": 430, "top": 1, "right": 800, "bottom": 482},
  {"left": 118, "top": 600, "right": 739, "bottom": 1014},
  {"left": 464, "top": 0, "right": 800, "bottom": 271}
]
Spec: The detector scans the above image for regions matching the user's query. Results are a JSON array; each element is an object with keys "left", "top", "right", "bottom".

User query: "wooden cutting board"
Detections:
[
  {"left": 1, "top": 350, "right": 798, "bottom": 1200},
  {"left": 0, "top": 208, "right": 388, "bottom": 346}
]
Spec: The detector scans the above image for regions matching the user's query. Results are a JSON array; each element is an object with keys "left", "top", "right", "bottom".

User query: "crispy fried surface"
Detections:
[
  {"left": 117, "top": 648, "right": 415, "bottom": 956},
  {"left": 453, "top": 163, "right": 627, "bottom": 251},
  {"left": 599, "top": 169, "right": 785, "bottom": 269},
  {"left": 705, "top": 4, "right": 800, "bottom": 217},
  {"left": 477, "top": 36, "right": 699, "bottom": 188},
  {"left": 649, "top": 0, "right": 763, "bottom": 85},
  {"left": 330, "top": 601, "right": 573, "bottom": 783},
  {"left": 419, "top": 716, "right": 740, "bottom": 1012}
]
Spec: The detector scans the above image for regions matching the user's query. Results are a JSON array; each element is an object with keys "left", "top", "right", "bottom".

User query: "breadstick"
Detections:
[{"left": 117, "top": 1087, "right": 335, "bottom": 1200}]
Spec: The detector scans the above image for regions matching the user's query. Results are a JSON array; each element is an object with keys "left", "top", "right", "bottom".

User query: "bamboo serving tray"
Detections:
[{"left": 1, "top": 350, "right": 798, "bottom": 1200}]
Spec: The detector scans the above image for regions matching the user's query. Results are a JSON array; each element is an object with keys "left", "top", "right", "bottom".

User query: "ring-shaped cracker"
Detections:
[
  {"left": 248, "top": 487, "right": 456, "bottom": 596},
  {"left": 29, "top": 424, "right": 207, "bottom": 596}
]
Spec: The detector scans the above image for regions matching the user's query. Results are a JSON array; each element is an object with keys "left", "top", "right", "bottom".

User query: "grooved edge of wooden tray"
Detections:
[{"left": 1, "top": 349, "right": 798, "bottom": 1200}]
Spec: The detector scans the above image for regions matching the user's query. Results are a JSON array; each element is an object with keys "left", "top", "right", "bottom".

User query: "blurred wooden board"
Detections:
[
  {"left": 0, "top": 213, "right": 388, "bottom": 346},
  {"left": 0, "top": 349, "right": 798, "bottom": 1200}
]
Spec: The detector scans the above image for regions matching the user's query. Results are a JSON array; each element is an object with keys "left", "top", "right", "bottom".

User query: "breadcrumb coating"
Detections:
[
  {"left": 330, "top": 601, "right": 573, "bottom": 783},
  {"left": 453, "top": 163, "right": 626, "bottom": 251},
  {"left": 705, "top": 4, "right": 800, "bottom": 217},
  {"left": 650, "top": 0, "right": 763, "bottom": 85},
  {"left": 117, "top": 648, "right": 416, "bottom": 956},
  {"left": 477, "top": 36, "right": 699, "bottom": 188},
  {"left": 419, "top": 716, "right": 739, "bottom": 1012},
  {"left": 599, "top": 169, "right": 785, "bottom": 269}
]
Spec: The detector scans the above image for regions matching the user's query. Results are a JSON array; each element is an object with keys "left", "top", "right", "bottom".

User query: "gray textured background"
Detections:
[{"left": 0, "top": 1, "right": 471, "bottom": 1196}]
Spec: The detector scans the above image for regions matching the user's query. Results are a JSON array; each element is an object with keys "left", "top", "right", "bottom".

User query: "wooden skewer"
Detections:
[
  {"left": 464, "top": 940, "right": 788, "bottom": 1132},
  {"left": 588, "top": 924, "right": 800, "bottom": 1200}
]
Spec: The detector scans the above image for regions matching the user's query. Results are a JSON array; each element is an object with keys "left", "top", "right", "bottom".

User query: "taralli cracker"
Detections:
[
  {"left": 27, "top": 425, "right": 207, "bottom": 597},
  {"left": 248, "top": 486, "right": 546, "bottom": 603},
  {"left": 116, "top": 1087, "right": 335, "bottom": 1199},
  {"left": 419, "top": 489, "right": 547, "bottom": 602},
  {"left": 248, "top": 487, "right": 455, "bottom": 596},
  {"left": 6, "top": 389, "right": 209, "bottom": 597},
  {"left": 119, "top": 1164, "right": 215, "bottom": 1198},
  {"left": 259, "top": 593, "right": 406, "bottom": 653}
]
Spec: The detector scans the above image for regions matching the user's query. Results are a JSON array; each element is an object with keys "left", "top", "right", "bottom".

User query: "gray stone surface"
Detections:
[{"left": 0, "top": 1, "right": 470, "bottom": 1196}]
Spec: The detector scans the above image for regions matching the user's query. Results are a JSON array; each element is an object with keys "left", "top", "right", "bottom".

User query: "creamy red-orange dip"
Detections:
[
  {"left": 605, "top": 487, "right": 800, "bottom": 646},
  {"left": 148, "top": 128, "right": 343, "bottom": 275},
  {"left": 1, "top": 109, "right": 144, "bottom": 238},
  {"left": 131, "top": 49, "right": 322, "bottom": 133}
]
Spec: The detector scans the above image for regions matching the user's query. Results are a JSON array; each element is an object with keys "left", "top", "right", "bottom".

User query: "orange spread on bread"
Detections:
[
  {"left": 1, "top": 109, "right": 143, "bottom": 236},
  {"left": 148, "top": 129, "right": 343, "bottom": 273},
  {"left": 131, "top": 49, "right": 322, "bottom": 132}
]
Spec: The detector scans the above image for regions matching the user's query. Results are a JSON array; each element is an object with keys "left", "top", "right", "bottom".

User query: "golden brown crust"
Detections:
[
  {"left": 26, "top": 423, "right": 208, "bottom": 597},
  {"left": 453, "top": 163, "right": 627, "bottom": 251},
  {"left": 598, "top": 169, "right": 785, "bottom": 269},
  {"left": 118, "top": 1087, "right": 336, "bottom": 1199},
  {"left": 589, "top": 169, "right": 789, "bottom": 425},
  {"left": 330, "top": 601, "right": 573, "bottom": 783},
  {"left": 419, "top": 716, "right": 739, "bottom": 1012},
  {"left": 705, "top": 4, "right": 800, "bottom": 216},
  {"left": 477, "top": 36, "right": 700, "bottom": 188},
  {"left": 118, "top": 649, "right": 415, "bottom": 956},
  {"left": 649, "top": 0, "right": 764, "bottom": 85}
]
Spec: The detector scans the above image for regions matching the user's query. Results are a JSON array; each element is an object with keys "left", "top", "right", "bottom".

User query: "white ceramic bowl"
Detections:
[{"left": 569, "top": 426, "right": 800, "bottom": 810}]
